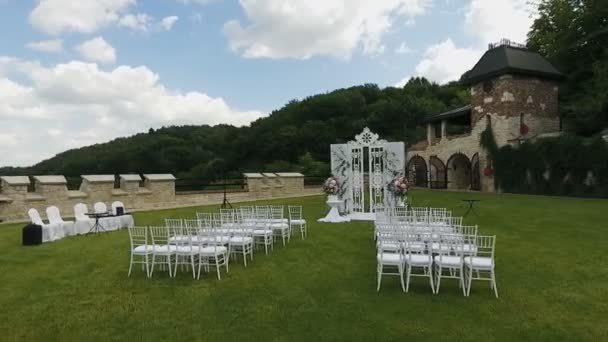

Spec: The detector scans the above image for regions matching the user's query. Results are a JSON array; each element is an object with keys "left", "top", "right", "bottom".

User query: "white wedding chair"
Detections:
[
  {"left": 270, "top": 206, "right": 289, "bottom": 246},
  {"left": 73, "top": 203, "right": 94, "bottom": 235},
  {"left": 111, "top": 201, "right": 134, "bottom": 229},
  {"left": 288, "top": 205, "right": 307, "bottom": 239},
  {"left": 173, "top": 225, "right": 201, "bottom": 279},
  {"left": 464, "top": 235, "right": 499, "bottom": 298},
  {"left": 198, "top": 226, "right": 229, "bottom": 280},
  {"left": 93, "top": 202, "right": 120, "bottom": 231},
  {"left": 46, "top": 206, "right": 73, "bottom": 238},
  {"left": 252, "top": 207, "right": 273, "bottom": 254},
  {"left": 433, "top": 234, "right": 466, "bottom": 296},
  {"left": 127, "top": 226, "right": 152, "bottom": 277},
  {"left": 229, "top": 224, "right": 254, "bottom": 267},
  {"left": 27, "top": 208, "right": 59, "bottom": 242},
  {"left": 376, "top": 230, "right": 406, "bottom": 292},
  {"left": 149, "top": 226, "right": 177, "bottom": 278},
  {"left": 404, "top": 232, "right": 435, "bottom": 293}
]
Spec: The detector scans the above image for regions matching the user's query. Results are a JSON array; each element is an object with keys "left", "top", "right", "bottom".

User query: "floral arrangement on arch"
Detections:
[
  {"left": 388, "top": 176, "right": 410, "bottom": 198},
  {"left": 323, "top": 176, "right": 340, "bottom": 195}
]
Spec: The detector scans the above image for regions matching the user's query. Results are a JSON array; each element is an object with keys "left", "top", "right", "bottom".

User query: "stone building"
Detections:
[{"left": 406, "top": 40, "right": 563, "bottom": 192}]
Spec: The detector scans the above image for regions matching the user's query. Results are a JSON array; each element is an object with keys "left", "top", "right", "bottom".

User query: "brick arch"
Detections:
[
  {"left": 471, "top": 153, "right": 481, "bottom": 191},
  {"left": 406, "top": 155, "right": 428, "bottom": 187},
  {"left": 446, "top": 153, "right": 472, "bottom": 190},
  {"left": 429, "top": 156, "right": 447, "bottom": 189}
]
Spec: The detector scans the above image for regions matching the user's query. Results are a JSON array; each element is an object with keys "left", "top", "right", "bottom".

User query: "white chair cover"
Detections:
[
  {"left": 111, "top": 201, "right": 134, "bottom": 228},
  {"left": 73, "top": 203, "right": 94, "bottom": 235},
  {"left": 46, "top": 206, "right": 73, "bottom": 238},
  {"left": 28, "top": 208, "right": 59, "bottom": 242}
]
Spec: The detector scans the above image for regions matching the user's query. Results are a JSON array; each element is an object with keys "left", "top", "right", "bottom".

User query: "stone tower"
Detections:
[
  {"left": 461, "top": 40, "right": 563, "bottom": 191},
  {"left": 461, "top": 40, "right": 563, "bottom": 147}
]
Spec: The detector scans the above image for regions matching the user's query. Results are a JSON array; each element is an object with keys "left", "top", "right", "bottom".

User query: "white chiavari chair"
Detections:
[
  {"left": 376, "top": 227, "right": 405, "bottom": 292},
  {"left": 127, "top": 226, "right": 151, "bottom": 277},
  {"left": 197, "top": 224, "right": 229, "bottom": 280},
  {"left": 270, "top": 205, "right": 290, "bottom": 246},
  {"left": 149, "top": 226, "right": 177, "bottom": 278},
  {"left": 464, "top": 235, "right": 499, "bottom": 298},
  {"left": 166, "top": 218, "right": 186, "bottom": 245},
  {"left": 252, "top": 206, "right": 273, "bottom": 254},
  {"left": 288, "top": 205, "right": 307, "bottom": 239},
  {"left": 433, "top": 234, "right": 466, "bottom": 296},
  {"left": 404, "top": 231, "right": 434, "bottom": 293},
  {"left": 229, "top": 218, "right": 254, "bottom": 266},
  {"left": 173, "top": 224, "right": 200, "bottom": 279}
]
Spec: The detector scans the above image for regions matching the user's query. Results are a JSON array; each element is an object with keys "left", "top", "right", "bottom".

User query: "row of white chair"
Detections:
[
  {"left": 128, "top": 205, "right": 308, "bottom": 280},
  {"left": 375, "top": 208, "right": 499, "bottom": 298},
  {"left": 28, "top": 201, "right": 134, "bottom": 242}
]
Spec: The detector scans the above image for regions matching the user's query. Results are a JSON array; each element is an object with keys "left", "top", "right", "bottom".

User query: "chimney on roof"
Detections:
[{"left": 488, "top": 39, "right": 527, "bottom": 50}]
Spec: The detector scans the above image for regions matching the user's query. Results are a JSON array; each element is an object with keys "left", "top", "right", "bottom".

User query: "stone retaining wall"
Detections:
[{"left": 0, "top": 172, "right": 318, "bottom": 223}]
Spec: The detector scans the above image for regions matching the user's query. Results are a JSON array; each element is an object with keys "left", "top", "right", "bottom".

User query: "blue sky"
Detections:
[{"left": 0, "top": 0, "right": 534, "bottom": 166}]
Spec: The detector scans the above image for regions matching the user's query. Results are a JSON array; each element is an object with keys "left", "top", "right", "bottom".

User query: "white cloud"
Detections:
[
  {"left": 161, "top": 16, "right": 179, "bottom": 31},
  {"left": 465, "top": 0, "right": 535, "bottom": 45},
  {"left": 224, "top": 0, "right": 433, "bottom": 59},
  {"left": 413, "top": 38, "right": 483, "bottom": 84},
  {"left": 118, "top": 13, "right": 152, "bottom": 31},
  {"left": 400, "top": 0, "right": 535, "bottom": 85},
  {"left": 29, "top": 0, "right": 135, "bottom": 35},
  {"left": 0, "top": 57, "right": 263, "bottom": 167},
  {"left": 395, "top": 42, "right": 414, "bottom": 54},
  {"left": 26, "top": 39, "right": 63, "bottom": 53},
  {"left": 75, "top": 37, "right": 117, "bottom": 64}
]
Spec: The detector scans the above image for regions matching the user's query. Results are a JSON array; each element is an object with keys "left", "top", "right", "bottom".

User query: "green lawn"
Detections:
[{"left": 0, "top": 190, "right": 607, "bottom": 341}]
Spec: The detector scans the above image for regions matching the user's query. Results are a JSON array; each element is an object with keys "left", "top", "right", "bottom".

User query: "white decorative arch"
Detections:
[{"left": 331, "top": 127, "right": 405, "bottom": 219}]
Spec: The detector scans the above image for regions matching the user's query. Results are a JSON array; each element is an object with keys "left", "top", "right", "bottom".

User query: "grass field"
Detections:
[{"left": 0, "top": 190, "right": 607, "bottom": 341}]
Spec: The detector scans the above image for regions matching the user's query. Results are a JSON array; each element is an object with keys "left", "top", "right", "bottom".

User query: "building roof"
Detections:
[
  {"left": 461, "top": 43, "right": 563, "bottom": 85},
  {"left": 423, "top": 105, "right": 471, "bottom": 123}
]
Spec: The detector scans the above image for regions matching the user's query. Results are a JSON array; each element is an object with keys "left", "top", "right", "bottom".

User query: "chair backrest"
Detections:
[
  {"left": 128, "top": 226, "right": 148, "bottom": 249},
  {"left": 46, "top": 206, "right": 63, "bottom": 224},
  {"left": 165, "top": 218, "right": 182, "bottom": 227},
  {"left": 111, "top": 201, "right": 125, "bottom": 215},
  {"left": 149, "top": 226, "right": 170, "bottom": 245},
  {"left": 476, "top": 235, "right": 496, "bottom": 260},
  {"left": 271, "top": 206, "right": 284, "bottom": 219},
  {"left": 94, "top": 202, "right": 108, "bottom": 213},
  {"left": 74, "top": 203, "right": 89, "bottom": 221},
  {"left": 288, "top": 205, "right": 302, "bottom": 220},
  {"left": 455, "top": 225, "right": 478, "bottom": 237},
  {"left": 28, "top": 208, "right": 44, "bottom": 225}
]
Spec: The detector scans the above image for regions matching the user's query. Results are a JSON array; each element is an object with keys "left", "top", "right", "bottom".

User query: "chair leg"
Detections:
[
  {"left": 190, "top": 255, "right": 196, "bottom": 279},
  {"left": 492, "top": 270, "right": 499, "bottom": 298},
  {"left": 128, "top": 254, "right": 133, "bottom": 277},
  {"left": 435, "top": 265, "right": 441, "bottom": 295},
  {"left": 216, "top": 261, "right": 221, "bottom": 280},
  {"left": 243, "top": 248, "right": 247, "bottom": 267},
  {"left": 145, "top": 254, "right": 150, "bottom": 278},
  {"left": 428, "top": 266, "right": 435, "bottom": 293},
  {"left": 466, "top": 266, "right": 473, "bottom": 296},
  {"left": 405, "top": 264, "right": 411, "bottom": 292},
  {"left": 376, "top": 265, "right": 382, "bottom": 292},
  {"left": 399, "top": 264, "right": 406, "bottom": 292},
  {"left": 150, "top": 255, "right": 156, "bottom": 277}
]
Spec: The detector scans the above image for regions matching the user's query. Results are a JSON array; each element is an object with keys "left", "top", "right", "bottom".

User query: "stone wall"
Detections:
[{"left": 0, "top": 172, "right": 317, "bottom": 223}]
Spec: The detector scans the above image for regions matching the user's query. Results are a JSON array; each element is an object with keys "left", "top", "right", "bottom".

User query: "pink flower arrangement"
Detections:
[
  {"left": 323, "top": 176, "right": 340, "bottom": 195},
  {"left": 388, "top": 176, "right": 410, "bottom": 197}
]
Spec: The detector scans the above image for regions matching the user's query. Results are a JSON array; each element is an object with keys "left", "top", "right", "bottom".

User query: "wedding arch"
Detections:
[{"left": 330, "top": 128, "right": 405, "bottom": 220}]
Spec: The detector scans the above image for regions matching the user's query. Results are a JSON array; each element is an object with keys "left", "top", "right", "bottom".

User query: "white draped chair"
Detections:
[
  {"left": 94, "top": 202, "right": 120, "bottom": 231},
  {"left": 288, "top": 205, "right": 307, "bottom": 239},
  {"left": 46, "top": 206, "right": 74, "bottom": 237},
  {"left": 27, "top": 208, "right": 59, "bottom": 242},
  {"left": 128, "top": 226, "right": 152, "bottom": 277},
  {"left": 73, "top": 203, "right": 94, "bottom": 235},
  {"left": 111, "top": 201, "right": 134, "bottom": 229}
]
